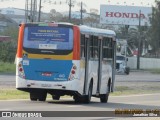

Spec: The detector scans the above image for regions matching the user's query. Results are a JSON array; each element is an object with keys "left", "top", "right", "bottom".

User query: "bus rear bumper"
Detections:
[
  {"left": 16, "top": 76, "right": 82, "bottom": 94},
  {"left": 17, "top": 87, "right": 81, "bottom": 97}
]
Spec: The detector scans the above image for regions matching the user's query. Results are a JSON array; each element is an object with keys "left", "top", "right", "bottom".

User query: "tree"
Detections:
[
  {"left": 115, "top": 24, "right": 149, "bottom": 56},
  {"left": 0, "top": 26, "right": 18, "bottom": 62},
  {"left": 127, "top": 28, "right": 139, "bottom": 49},
  {"left": 116, "top": 25, "right": 129, "bottom": 39},
  {"left": 49, "top": 9, "right": 63, "bottom": 22},
  {"left": 83, "top": 14, "right": 99, "bottom": 27},
  {"left": 49, "top": 9, "right": 90, "bottom": 25},
  {"left": 148, "top": 0, "right": 160, "bottom": 55}
]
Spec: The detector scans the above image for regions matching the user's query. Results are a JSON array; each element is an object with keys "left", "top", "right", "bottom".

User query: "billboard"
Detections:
[{"left": 100, "top": 5, "right": 152, "bottom": 26}]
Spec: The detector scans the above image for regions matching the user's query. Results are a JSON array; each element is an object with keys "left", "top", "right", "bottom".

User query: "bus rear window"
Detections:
[{"left": 23, "top": 26, "right": 73, "bottom": 54}]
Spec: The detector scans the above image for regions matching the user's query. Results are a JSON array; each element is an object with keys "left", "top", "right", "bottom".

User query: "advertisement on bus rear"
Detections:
[
  {"left": 23, "top": 26, "right": 73, "bottom": 50},
  {"left": 100, "top": 5, "right": 152, "bottom": 26},
  {"left": 27, "top": 27, "right": 69, "bottom": 42}
]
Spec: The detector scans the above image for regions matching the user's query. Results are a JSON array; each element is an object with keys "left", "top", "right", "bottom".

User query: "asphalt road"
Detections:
[
  {"left": 0, "top": 74, "right": 15, "bottom": 88},
  {"left": 0, "top": 93, "right": 159, "bottom": 120},
  {"left": 1, "top": 71, "right": 160, "bottom": 87},
  {"left": 0, "top": 93, "right": 160, "bottom": 111},
  {"left": 0, "top": 72, "right": 160, "bottom": 119},
  {"left": 116, "top": 71, "right": 160, "bottom": 82}
]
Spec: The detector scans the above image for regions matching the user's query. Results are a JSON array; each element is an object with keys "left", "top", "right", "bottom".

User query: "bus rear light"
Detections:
[
  {"left": 68, "top": 64, "right": 77, "bottom": 80},
  {"left": 19, "top": 68, "right": 23, "bottom": 72},
  {"left": 68, "top": 74, "right": 74, "bottom": 81},
  {"left": 71, "top": 70, "right": 75, "bottom": 74},
  {"left": 73, "top": 65, "right": 77, "bottom": 70},
  {"left": 18, "top": 62, "right": 25, "bottom": 79},
  {"left": 18, "top": 64, "right": 22, "bottom": 67}
]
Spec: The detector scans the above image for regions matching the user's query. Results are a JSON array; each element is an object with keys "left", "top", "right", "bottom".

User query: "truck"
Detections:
[{"left": 116, "top": 54, "right": 130, "bottom": 75}]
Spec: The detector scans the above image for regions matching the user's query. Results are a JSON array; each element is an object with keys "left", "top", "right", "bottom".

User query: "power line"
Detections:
[{"left": 39, "top": 0, "right": 87, "bottom": 23}]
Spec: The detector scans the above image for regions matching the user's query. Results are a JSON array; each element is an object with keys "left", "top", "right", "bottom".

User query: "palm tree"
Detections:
[{"left": 147, "top": 0, "right": 160, "bottom": 57}]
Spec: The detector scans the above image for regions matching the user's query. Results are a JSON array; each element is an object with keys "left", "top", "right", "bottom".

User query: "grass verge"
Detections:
[
  {"left": 111, "top": 86, "right": 160, "bottom": 96},
  {"left": 147, "top": 69, "right": 160, "bottom": 74},
  {"left": 0, "top": 62, "right": 16, "bottom": 74},
  {"left": 0, "top": 86, "right": 160, "bottom": 100},
  {"left": 0, "top": 88, "right": 29, "bottom": 100}
]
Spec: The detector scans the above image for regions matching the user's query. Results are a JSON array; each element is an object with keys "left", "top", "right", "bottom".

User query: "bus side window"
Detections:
[
  {"left": 89, "top": 35, "right": 94, "bottom": 59},
  {"left": 80, "top": 34, "right": 85, "bottom": 58},
  {"left": 89, "top": 36, "right": 98, "bottom": 60},
  {"left": 93, "top": 36, "right": 98, "bottom": 59},
  {"left": 103, "top": 37, "right": 113, "bottom": 59}
]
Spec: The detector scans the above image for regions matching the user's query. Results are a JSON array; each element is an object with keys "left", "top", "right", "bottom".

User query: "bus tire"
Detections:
[
  {"left": 30, "top": 93, "right": 38, "bottom": 101},
  {"left": 100, "top": 93, "right": 109, "bottom": 103},
  {"left": 52, "top": 95, "right": 60, "bottom": 100},
  {"left": 74, "top": 96, "right": 82, "bottom": 103},
  {"left": 100, "top": 82, "right": 110, "bottom": 103},
  {"left": 83, "top": 82, "right": 93, "bottom": 104},
  {"left": 125, "top": 67, "right": 130, "bottom": 75},
  {"left": 38, "top": 91, "right": 47, "bottom": 101}
]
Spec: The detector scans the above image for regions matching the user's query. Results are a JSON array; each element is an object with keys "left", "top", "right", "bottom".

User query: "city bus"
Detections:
[{"left": 16, "top": 22, "right": 116, "bottom": 103}]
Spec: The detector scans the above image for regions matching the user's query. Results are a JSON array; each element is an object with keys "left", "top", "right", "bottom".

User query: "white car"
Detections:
[{"left": 116, "top": 55, "right": 130, "bottom": 75}]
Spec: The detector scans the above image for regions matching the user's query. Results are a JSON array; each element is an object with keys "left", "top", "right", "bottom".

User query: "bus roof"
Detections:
[
  {"left": 22, "top": 22, "right": 116, "bottom": 38},
  {"left": 79, "top": 25, "right": 116, "bottom": 37}
]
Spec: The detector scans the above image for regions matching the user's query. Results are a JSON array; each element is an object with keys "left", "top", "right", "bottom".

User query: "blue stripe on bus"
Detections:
[{"left": 22, "top": 59, "right": 72, "bottom": 81}]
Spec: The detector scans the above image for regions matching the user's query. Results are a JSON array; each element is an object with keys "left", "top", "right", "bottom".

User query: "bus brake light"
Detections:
[
  {"left": 68, "top": 64, "right": 77, "bottom": 80},
  {"left": 71, "top": 70, "right": 75, "bottom": 74},
  {"left": 19, "top": 68, "right": 23, "bottom": 72},
  {"left": 18, "top": 62, "right": 25, "bottom": 79}
]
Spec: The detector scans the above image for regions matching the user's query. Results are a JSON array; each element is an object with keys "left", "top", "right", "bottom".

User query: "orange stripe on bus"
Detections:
[
  {"left": 73, "top": 26, "right": 80, "bottom": 60},
  {"left": 17, "top": 24, "right": 25, "bottom": 58}
]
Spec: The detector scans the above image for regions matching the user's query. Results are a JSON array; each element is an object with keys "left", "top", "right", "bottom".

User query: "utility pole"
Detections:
[
  {"left": 25, "top": 0, "right": 37, "bottom": 22},
  {"left": 157, "top": 2, "right": 160, "bottom": 56},
  {"left": 30, "top": 0, "right": 33, "bottom": 22},
  {"left": 68, "top": 0, "right": 72, "bottom": 22},
  {"left": 137, "top": 10, "right": 141, "bottom": 69},
  {"left": 25, "top": 0, "right": 29, "bottom": 22},
  {"left": 33, "top": 0, "right": 37, "bottom": 22},
  {"left": 38, "top": 0, "right": 42, "bottom": 22},
  {"left": 80, "top": 1, "right": 83, "bottom": 24},
  {"left": 68, "top": 0, "right": 74, "bottom": 23}
]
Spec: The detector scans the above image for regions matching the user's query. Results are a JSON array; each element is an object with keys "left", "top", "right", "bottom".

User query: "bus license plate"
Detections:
[{"left": 42, "top": 72, "right": 52, "bottom": 77}]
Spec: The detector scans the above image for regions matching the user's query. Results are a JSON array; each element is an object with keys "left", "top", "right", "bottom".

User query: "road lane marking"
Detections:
[
  {"left": 0, "top": 108, "right": 12, "bottom": 111},
  {"left": 126, "top": 100, "right": 160, "bottom": 104},
  {"left": 111, "top": 93, "right": 160, "bottom": 97},
  {"left": 67, "top": 105, "right": 80, "bottom": 108},
  {"left": 0, "top": 99, "right": 29, "bottom": 102}
]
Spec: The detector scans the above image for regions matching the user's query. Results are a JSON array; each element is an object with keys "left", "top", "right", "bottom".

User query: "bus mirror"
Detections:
[{"left": 126, "top": 58, "right": 128, "bottom": 61}]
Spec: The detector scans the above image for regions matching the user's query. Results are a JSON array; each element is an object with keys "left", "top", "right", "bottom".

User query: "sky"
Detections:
[{"left": 0, "top": 0, "right": 156, "bottom": 13}]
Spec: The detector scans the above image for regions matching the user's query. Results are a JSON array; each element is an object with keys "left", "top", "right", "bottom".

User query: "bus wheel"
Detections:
[
  {"left": 30, "top": 93, "right": 38, "bottom": 101},
  {"left": 100, "top": 93, "right": 109, "bottom": 103},
  {"left": 74, "top": 96, "right": 82, "bottom": 103},
  {"left": 38, "top": 91, "right": 47, "bottom": 101},
  {"left": 52, "top": 95, "right": 60, "bottom": 100},
  {"left": 125, "top": 67, "right": 130, "bottom": 75},
  {"left": 84, "top": 82, "right": 93, "bottom": 103},
  {"left": 100, "top": 83, "right": 110, "bottom": 103}
]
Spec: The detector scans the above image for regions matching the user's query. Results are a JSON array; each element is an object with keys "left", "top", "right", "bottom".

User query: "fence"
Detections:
[{"left": 127, "top": 57, "right": 160, "bottom": 69}]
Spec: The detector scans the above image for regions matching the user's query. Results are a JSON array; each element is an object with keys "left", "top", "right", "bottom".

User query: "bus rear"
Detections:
[{"left": 16, "top": 23, "right": 80, "bottom": 101}]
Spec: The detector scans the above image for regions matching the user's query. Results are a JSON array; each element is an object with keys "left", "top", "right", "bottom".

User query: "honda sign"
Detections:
[{"left": 100, "top": 5, "right": 152, "bottom": 26}]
